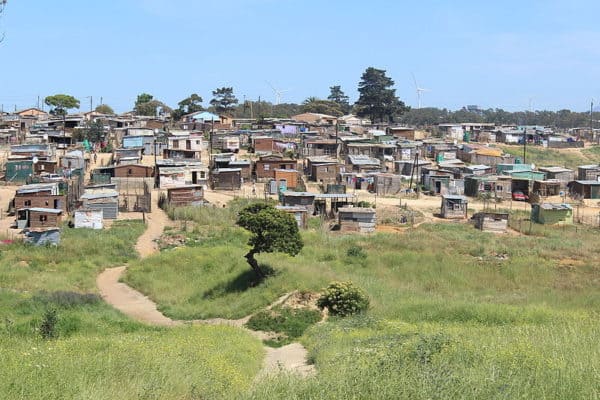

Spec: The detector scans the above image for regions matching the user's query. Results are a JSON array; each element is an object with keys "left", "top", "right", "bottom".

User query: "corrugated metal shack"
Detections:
[
  {"left": 24, "top": 227, "right": 61, "bottom": 246},
  {"left": 80, "top": 190, "right": 119, "bottom": 219},
  {"left": 276, "top": 206, "right": 308, "bottom": 229},
  {"left": 338, "top": 207, "right": 376, "bottom": 233},
  {"left": 211, "top": 168, "right": 242, "bottom": 190},
  {"left": 441, "top": 195, "right": 468, "bottom": 219},
  {"left": 74, "top": 209, "right": 104, "bottom": 229},
  {"left": 373, "top": 173, "right": 402, "bottom": 195},
  {"left": 471, "top": 212, "right": 509, "bottom": 232},
  {"left": 531, "top": 203, "right": 573, "bottom": 225}
]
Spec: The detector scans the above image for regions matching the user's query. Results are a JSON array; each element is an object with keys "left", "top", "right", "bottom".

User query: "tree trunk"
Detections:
[{"left": 245, "top": 249, "right": 265, "bottom": 279}]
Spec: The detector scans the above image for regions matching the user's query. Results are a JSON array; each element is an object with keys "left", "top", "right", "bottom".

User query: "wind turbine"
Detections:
[
  {"left": 412, "top": 73, "right": 431, "bottom": 109},
  {"left": 266, "top": 81, "right": 290, "bottom": 105}
]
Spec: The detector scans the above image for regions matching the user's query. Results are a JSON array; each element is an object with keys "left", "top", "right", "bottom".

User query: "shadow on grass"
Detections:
[{"left": 202, "top": 263, "right": 276, "bottom": 299}]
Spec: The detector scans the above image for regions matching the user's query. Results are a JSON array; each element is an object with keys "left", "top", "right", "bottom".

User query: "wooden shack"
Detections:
[
  {"left": 338, "top": 207, "right": 376, "bottom": 233},
  {"left": 167, "top": 185, "right": 205, "bottom": 207},
  {"left": 441, "top": 195, "right": 468, "bottom": 219},
  {"left": 113, "top": 164, "right": 154, "bottom": 178},
  {"left": 211, "top": 168, "right": 242, "bottom": 190},
  {"left": 471, "top": 212, "right": 509, "bottom": 232},
  {"left": 254, "top": 155, "right": 297, "bottom": 180},
  {"left": 577, "top": 165, "right": 600, "bottom": 181},
  {"left": 569, "top": 180, "right": 600, "bottom": 199},
  {"left": 532, "top": 180, "right": 561, "bottom": 197}
]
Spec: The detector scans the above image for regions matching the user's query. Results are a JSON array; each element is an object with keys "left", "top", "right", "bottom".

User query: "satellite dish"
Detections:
[{"left": 32, "top": 157, "right": 39, "bottom": 164}]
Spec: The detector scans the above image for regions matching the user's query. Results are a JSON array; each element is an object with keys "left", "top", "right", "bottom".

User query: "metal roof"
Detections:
[
  {"left": 574, "top": 180, "right": 600, "bottom": 185},
  {"left": 540, "top": 203, "right": 572, "bottom": 210},
  {"left": 26, "top": 207, "right": 63, "bottom": 214},
  {"left": 442, "top": 195, "right": 468, "bottom": 201},
  {"left": 81, "top": 191, "right": 119, "bottom": 200}
]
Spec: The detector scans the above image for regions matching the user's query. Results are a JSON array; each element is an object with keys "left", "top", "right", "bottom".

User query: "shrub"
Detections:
[
  {"left": 246, "top": 306, "right": 322, "bottom": 347},
  {"left": 39, "top": 308, "right": 58, "bottom": 340},
  {"left": 346, "top": 245, "right": 367, "bottom": 259},
  {"left": 317, "top": 281, "right": 369, "bottom": 317}
]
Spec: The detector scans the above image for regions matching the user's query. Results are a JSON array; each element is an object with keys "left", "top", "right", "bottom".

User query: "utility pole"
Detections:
[
  {"left": 591, "top": 99, "right": 596, "bottom": 144},
  {"left": 523, "top": 127, "right": 527, "bottom": 164},
  {"left": 335, "top": 121, "right": 339, "bottom": 160},
  {"left": 209, "top": 117, "right": 214, "bottom": 167}
]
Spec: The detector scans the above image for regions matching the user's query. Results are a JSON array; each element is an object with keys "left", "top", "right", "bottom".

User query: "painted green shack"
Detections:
[
  {"left": 531, "top": 203, "right": 573, "bottom": 225},
  {"left": 5, "top": 159, "right": 33, "bottom": 183}
]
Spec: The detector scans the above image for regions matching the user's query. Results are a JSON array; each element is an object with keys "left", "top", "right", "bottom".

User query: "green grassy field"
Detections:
[
  {"left": 125, "top": 203, "right": 600, "bottom": 399},
  {"left": 0, "top": 221, "right": 264, "bottom": 399},
  {"left": 498, "top": 144, "right": 600, "bottom": 168}
]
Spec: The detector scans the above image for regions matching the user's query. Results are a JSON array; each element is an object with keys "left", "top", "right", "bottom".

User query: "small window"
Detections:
[
  {"left": 39, "top": 215, "right": 48, "bottom": 222},
  {"left": 264, "top": 164, "right": 270, "bottom": 171},
  {"left": 173, "top": 140, "right": 179, "bottom": 149},
  {"left": 196, "top": 140, "right": 201, "bottom": 145},
  {"left": 128, "top": 168, "right": 133, "bottom": 175},
  {"left": 24, "top": 200, "right": 32, "bottom": 206},
  {"left": 45, "top": 201, "right": 49, "bottom": 206},
  {"left": 200, "top": 171, "right": 206, "bottom": 179}
]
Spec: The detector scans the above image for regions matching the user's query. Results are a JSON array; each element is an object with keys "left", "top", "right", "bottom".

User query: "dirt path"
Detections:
[{"left": 97, "top": 194, "right": 315, "bottom": 377}]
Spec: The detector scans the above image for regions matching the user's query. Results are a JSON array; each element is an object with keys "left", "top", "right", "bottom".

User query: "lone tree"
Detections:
[
  {"left": 236, "top": 203, "right": 303, "bottom": 279},
  {"left": 327, "top": 85, "right": 351, "bottom": 114},
  {"left": 210, "top": 87, "right": 238, "bottom": 116},
  {"left": 355, "top": 67, "right": 408, "bottom": 123},
  {"left": 44, "top": 94, "right": 80, "bottom": 116}
]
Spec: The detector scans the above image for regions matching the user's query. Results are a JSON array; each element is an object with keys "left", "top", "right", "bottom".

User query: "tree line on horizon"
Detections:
[{"left": 42, "top": 66, "right": 600, "bottom": 130}]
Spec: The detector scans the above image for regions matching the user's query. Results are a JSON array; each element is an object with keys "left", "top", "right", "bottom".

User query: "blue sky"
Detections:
[{"left": 0, "top": 0, "right": 599, "bottom": 113}]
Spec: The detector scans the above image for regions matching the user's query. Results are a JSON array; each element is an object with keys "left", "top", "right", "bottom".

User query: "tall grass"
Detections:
[
  {"left": 126, "top": 203, "right": 600, "bottom": 397},
  {"left": 247, "top": 316, "right": 600, "bottom": 399},
  {"left": 0, "top": 219, "right": 266, "bottom": 400},
  {"left": 0, "top": 326, "right": 263, "bottom": 400}
]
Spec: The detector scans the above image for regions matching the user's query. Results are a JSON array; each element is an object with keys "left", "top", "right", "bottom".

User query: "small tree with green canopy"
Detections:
[
  {"left": 94, "top": 104, "right": 114, "bottom": 114},
  {"left": 355, "top": 67, "right": 408, "bottom": 123},
  {"left": 210, "top": 87, "right": 238, "bottom": 116},
  {"left": 44, "top": 94, "right": 80, "bottom": 116},
  {"left": 236, "top": 203, "right": 303, "bottom": 279}
]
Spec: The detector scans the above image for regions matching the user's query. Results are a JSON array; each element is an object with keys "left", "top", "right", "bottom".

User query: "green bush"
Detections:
[
  {"left": 346, "top": 245, "right": 367, "bottom": 259},
  {"left": 39, "top": 308, "right": 58, "bottom": 340},
  {"left": 317, "top": 281, "right": 369, "bottom": 317},
  {"left": 246, "top": 306, "right": 322, "bottom": 347}
]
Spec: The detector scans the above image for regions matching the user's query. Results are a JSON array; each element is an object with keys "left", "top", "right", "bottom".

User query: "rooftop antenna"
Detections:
[
  {"left": 266, "top": 81, "right": 289, "bottom": 105},
  {"left": 411, "top": 73, "right": 430, "bottom": 109}
]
